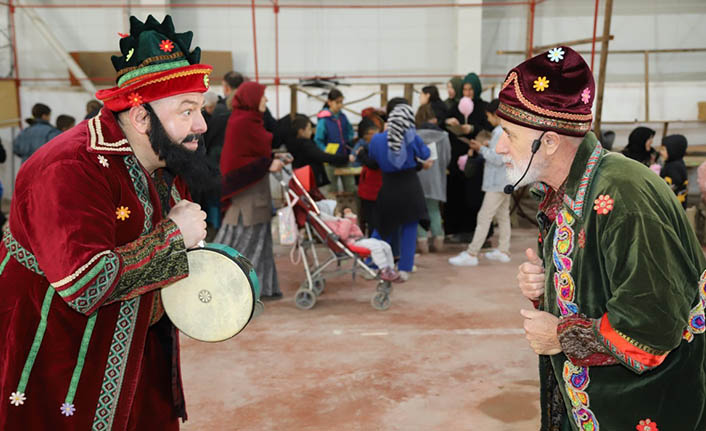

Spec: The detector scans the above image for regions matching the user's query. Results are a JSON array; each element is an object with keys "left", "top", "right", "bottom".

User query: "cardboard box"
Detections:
[{"left": 699, "top": 101, "right": 706, "bottom": 122}]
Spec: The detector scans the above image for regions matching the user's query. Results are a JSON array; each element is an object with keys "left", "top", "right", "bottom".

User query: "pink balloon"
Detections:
[
  {"left": 458, "top": 97, "right": 474, "bottom": 122},
  {"left": 457, "top": 155, "right": 469, "bottom": 172}
]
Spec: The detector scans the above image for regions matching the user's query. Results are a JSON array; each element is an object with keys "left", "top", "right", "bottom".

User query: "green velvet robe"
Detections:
[{"left": 535, "top": 133, "right": 706, "bottom": 431}]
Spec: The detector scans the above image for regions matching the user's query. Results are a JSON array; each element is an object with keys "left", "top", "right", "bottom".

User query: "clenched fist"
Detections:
[
  {"left": 517, "top": 248, "right": 545, "bottom": 301},
  {"left": 168, "top": 200, "right": 207, "bottom": 249}
]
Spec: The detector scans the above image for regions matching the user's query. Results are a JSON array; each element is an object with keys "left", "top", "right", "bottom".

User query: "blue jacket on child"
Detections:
[{"left": 314, "top": 108, "right": 354, "bottom": 156}]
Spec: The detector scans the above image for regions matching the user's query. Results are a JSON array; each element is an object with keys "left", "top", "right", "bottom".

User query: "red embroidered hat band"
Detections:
[
  {"left": 95, "top": 15, "right": 212, "bottom": 112},
  {"left": 497, "top": 46, "right": 595, "bottom": 137}
]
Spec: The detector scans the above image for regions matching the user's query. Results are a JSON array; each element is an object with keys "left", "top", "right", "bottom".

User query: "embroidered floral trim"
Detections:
[
  {"left": 562, "top": 361, "right": 600, "bottom": 430},
  {"left": 501, "top": 72, "right": 593, "bottom": 121},
  {"left": 118, "top": 32, "right": 129, "bottom": 39},
  {"left": 683, "top": 270, "right": 706, "bottom": 342},
  {"left": 552, "top": 209, "right": 600, "bottom": 428},
  {"left": 547, "top": 47, "right": 565, "bottom": 62},
  {"left": 563, "top": 143, "right": 603, "bottom": 217},
  {"left": 578, "top": 229, "right": 586, "bottom": 249},
  {"left": 61, "top": 402, "right": 76, "bottom": 416},
  {"left": 498, "top": 103, "right": 591, "bottom": 134},
  {"left": 125, "top": 48, "right": 134, "bottom": 62},
  {"left": 581, "top": 88, "right": 591, "bottom": 104},
  {"left": 533, "top": 76, "right": 550, "bottom": 92},
  {"left": 159, "top": 39, "right": 174, "bottom": 53},
  {"left": 9, "top": 391, "right": 26, "bottom": 406},
  {"left": 593, "top": 194, "right": 614, "bottom": 215},
  {"left": 127, "top": 92, "right": 143, "bottom": 107},
  {"left": 97, "top": 155, "right": 109, "bottom": 168},
  {"left": 116, "top": 206, "right": 131, "bottom": 221},
  {"left": 636, "top": 418, "right": 659, "bottom": 431},
  {"left": 203, "top": 74, "right": 210, "bottom": 89}
]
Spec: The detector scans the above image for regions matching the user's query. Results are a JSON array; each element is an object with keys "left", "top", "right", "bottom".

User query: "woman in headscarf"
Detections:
[
  {"left": 622, "top": 126, "right": 657, "bottom": 166},
  {"left": 445, "top": 77, "right": 463, "bottom": 111},
  {"left": 443, "top": 72, "right": 493, "bottom": 242},
  {"left": 216, "top": 81, "right": 287, "bottom": 299},
  {"left": 368, "top": 103, "right": 431, "bottom": 281}
]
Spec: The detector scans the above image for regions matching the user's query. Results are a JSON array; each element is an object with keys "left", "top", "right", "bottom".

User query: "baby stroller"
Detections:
[{"left": 279, "top": 166, "right": 393, "bottom": 311}]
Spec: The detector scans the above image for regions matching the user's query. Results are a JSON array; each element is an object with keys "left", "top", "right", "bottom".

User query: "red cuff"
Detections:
[{"left": 594, "top": 313, "right": 669, "bottom": 374}]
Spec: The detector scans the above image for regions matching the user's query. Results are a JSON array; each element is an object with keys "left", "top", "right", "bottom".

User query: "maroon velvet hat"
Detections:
[{"left": 497, "top": 46, "right": 595, "bottom": 137}]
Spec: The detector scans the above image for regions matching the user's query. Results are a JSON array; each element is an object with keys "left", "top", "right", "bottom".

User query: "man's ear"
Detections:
[
  {"left": 543, "top": 131, "right": 562, "bottom": 156},
  {"left": 128, "top": 105, "right": 150, "bottom": 135}
]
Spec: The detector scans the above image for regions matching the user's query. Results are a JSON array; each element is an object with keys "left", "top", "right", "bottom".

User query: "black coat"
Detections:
[{"left": 287, "top": 137, "right": 349, "bottom": 187}]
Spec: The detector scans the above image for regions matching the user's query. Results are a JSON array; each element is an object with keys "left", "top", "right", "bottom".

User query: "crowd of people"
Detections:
[
  {"left": 183, "top": 69, "right": 698, "bottom": 298},
  {"left": 3, "top": 70, "right": 696, "bottom": 300}
]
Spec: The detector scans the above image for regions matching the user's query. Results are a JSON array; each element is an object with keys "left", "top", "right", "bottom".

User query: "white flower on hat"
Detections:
[{"left": 547, "top": 47, "right": 565, "bottom": 63}]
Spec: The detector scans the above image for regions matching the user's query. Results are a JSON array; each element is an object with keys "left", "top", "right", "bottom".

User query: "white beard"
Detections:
[{"left": 504, "top": 155, "right": 542, "bottom": 188}]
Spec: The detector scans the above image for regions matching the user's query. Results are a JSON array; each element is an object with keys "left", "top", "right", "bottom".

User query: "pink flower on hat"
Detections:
[{"left": 581, "top": 88, "right": 591, "bottom": 104}]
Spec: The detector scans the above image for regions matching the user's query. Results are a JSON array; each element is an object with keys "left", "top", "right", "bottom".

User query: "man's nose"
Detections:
[
  {"left": 192, "top": 109, "right": 207, "bottom": 134},
  {"left": 496, "top": 132, "right": 509, "bottom": 155}
]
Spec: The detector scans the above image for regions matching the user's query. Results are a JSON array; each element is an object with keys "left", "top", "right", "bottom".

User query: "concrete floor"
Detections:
[{"left": 180, "top": 228, "right": 542, "bottom": 431}]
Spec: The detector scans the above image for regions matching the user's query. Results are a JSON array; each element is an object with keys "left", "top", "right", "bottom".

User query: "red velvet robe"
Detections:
[{"left": 0, "top": 108, "right": 191, "bottom": 430}]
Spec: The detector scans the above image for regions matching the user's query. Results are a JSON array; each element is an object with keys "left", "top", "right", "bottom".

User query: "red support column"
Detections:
[
  {"left": 274, "top": 0, "right": 280, "bottom": 117},
  {"left": 9, "top": 0, "right": 22, "bottom": 130},
  {"left": 251, "top": 0, "right": 259, "bottom": 82}
]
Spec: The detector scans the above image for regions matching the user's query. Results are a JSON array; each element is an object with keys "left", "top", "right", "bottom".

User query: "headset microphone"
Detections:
[{"left": 503, "top": 131, "right": 546, "bottom": 195}]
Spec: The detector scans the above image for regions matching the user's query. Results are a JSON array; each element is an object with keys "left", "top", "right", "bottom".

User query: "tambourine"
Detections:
[{"left": 161, "top": 243, "right": 263, "bottom": 342}]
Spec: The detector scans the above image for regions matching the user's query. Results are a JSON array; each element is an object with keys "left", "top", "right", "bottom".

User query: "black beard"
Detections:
[{"left": 145, "top": 104, "right": 221, "bottom": 201}]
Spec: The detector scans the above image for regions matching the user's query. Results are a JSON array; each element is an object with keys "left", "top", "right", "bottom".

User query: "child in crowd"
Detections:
[
  {"left": 315, "top": 89, "right": 356, "bottom": 193},
  {"left": 352, "top": 117, "right": 380, "bottom": 167},
  {"left": 56, "top": 115, "right": 76, "bottom": 132},
  {"left": 354, "top": 118, "right": 382, "bottom": 235},
  {"left": 321, "top": 207, "right": 400, "bottom": 282},
  {"left": 659, "top": 134, "right": 689, "bottom": 208},
  {"left": 415, "top": 103, "right": 451, "bottom": 253},
  {"left": 287, "top": 115, "right": 353, "bottom": 188},
  {"left": 449, "top": 99, "right": 511, "bottom": 266}
]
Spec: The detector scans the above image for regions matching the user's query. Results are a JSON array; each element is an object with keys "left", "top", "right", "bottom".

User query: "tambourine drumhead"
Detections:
[{"left": 161, "top": 248, "right": 255, "bottom": 342}]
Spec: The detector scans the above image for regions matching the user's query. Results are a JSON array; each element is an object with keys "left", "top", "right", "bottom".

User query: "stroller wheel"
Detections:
[
  {"left": 371, "top": 292, "right": 391, "bottom": 311},
  {"left": 312, "top": 279, "right": 326, "bottom": 296},
  {"left": 295, "top": 289, "right": 317, "bottom": 310},
  {"left": 376, "top": 281, "right": 392, "bottom": 294}
]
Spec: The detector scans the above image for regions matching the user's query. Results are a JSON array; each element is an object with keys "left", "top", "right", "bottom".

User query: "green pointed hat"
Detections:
[{"left": 96, "top": 15, "right": 212, "bottom": 111}]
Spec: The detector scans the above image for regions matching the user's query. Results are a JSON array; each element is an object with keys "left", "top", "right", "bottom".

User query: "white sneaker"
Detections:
[
  {"left": 484, "top": 249, "right": 511, "bottom": 263},
  {"left": 448, "top": 251, "right": 479, "bottom": 267},
  {"left": 399, "top": 271, "right": 410, "bottom": 281}
]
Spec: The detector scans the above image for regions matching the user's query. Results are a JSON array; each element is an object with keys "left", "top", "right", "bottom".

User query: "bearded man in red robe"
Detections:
[{"left": 0, "top": 15, "right": 218, "bottom": 430}]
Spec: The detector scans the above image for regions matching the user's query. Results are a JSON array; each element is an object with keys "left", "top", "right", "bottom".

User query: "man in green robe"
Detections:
[{"left": 498, "top": 46, "right": 706, "bottom": 430}]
